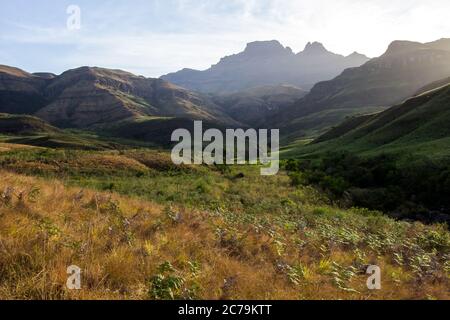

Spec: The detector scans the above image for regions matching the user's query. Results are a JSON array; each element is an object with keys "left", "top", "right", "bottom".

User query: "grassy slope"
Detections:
[
  {"left": 0, "top": 114, "right": 161, "bottom": 150},
  {"left": 279, "top": 106, "right": 387, "bottom": 143},
  {"left": 0, "top": 144, "right": 449, "bottom": 299},
  {"left": 274, "top": 42, "right": 450, "bottom": 142},
  {"left": 0, "top": 113, "right": 60, "bottom": 134},
  {"left": 282, "top": 85, "right": 450, "bottom": 162},
  {"left": 102, "top": 116, "right": 234, "bottom": 147}
]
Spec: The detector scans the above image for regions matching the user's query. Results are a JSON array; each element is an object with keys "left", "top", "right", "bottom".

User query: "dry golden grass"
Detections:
[
  {"left": 0, "top": 170, "right": 448, "bottom": 300},
  {"left": 0, "top": 65, "right": 31, "bottom": 78},
  {"left": 125, "top": 150, "right": 195, "bottom": 172},
  {"left": 0, "top": 149, "right": 151, "bottom": 177},
  {"left": 70, "top": 154, "right": 149, "bottom": 173},
  {"left": 0, "top": 142, "right": 39, "bottom": 153}
]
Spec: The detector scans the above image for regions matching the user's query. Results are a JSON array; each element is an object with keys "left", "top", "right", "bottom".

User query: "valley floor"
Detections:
[{"left": 0, "top": 144, "right": 449, "bottom": 300}]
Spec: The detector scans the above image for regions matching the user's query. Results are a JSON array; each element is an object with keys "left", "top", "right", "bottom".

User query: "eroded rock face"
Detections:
[
  {"left": 270, "top": 38, "right": 450, "bottom": 139},
  {"left": 161, "top": 40, "right": 370, "bottom": 94},
  {"left": 212, "top": 85, "right": 308, "bottom": 126},
  {"left": 37, "top": 81, "right": 136, "bottom": 128},
  {"left": 1, "top": 66, "right": 239, "bottom": 128}
]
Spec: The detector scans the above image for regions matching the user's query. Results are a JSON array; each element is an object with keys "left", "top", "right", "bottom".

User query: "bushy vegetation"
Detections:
[
  {"left": 285, "top": 152, "right": 450, "bottom": 223},
  {"left": 0, "top": 144, "right": 449, "bottom": 300}
]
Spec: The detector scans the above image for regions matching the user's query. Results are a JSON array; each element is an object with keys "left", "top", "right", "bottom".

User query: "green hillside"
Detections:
[
  {"left": 283, "top": 83, "right": 450, "bottom": 162},
  {"left": 273, "top": 39, "right": 450, "bottom": 140},
  {"left": 102, "top": 116, "right": 234, "bottom": 146},
  {"left": 0, "top": 114, "right": 158, "bottom": 150},
  {"left": 0, "top": 113, "right": 60, "bottom": 135},
  {"left": 0, "top": 65, "right": 49, "bottom": 115}
]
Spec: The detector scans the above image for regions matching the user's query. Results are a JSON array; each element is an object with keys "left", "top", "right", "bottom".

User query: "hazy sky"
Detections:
[{"left": 1, "top": 0, "right": 449, "bottom": 77}]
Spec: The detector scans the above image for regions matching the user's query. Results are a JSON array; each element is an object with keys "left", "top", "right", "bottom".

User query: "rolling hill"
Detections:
[
  {"left": 0, "top": 113, "right": 159, "bottom": 150},
  {"left": 283, "top": 80, "right": 450, "bottom": 160},
  {"left": 0, "top": 65, "right": 240, "bottom": 130},
  {"left": 36, "top": 67, "right": 240, "bottom": 128},
  {"left": 0, "top": 65, "right": 50, "bottom": 115},
  {"left": 101, "top": 116, "right": 233, "bottom": 146},
  {"left": 0, "top": 113, "right": 60, "bottom": 135}
]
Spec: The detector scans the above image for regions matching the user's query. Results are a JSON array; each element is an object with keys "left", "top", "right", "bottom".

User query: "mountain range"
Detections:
[
  {"left": 0, "top": 65, "right": 241, "bottom": 129},
  {"left": 285, "top": 78, "right": 450, "bottom": 161},
  {"left": 1, "top": 38, "right": 449, "bottom": 151},
  {"left": 162, "top": 40, "right": 369, "bottom": 94},
  {"left": 273, "top": 38, "right": 450, "bottom": 140}
]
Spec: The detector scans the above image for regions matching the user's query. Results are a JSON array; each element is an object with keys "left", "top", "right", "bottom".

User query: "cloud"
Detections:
[{"left": 1, "top": 0, "right": 449, "bottom": 77}]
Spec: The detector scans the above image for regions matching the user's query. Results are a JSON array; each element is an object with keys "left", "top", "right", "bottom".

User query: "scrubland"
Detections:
[{"left": 0, "top": 144, "right": 448, "bottom": 300}]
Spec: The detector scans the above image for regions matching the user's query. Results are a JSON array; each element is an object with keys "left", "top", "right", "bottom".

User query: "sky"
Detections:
[{"left": 1, "top": 0, "right": 449, "bottom": 77}]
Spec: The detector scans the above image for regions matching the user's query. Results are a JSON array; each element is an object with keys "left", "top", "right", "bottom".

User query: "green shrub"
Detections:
[
  {"left": 289, "top": 172, "right": 304, "bottom": 187},
  {"left": 148, "top": 262, "right": 185, "bottom": 300}
]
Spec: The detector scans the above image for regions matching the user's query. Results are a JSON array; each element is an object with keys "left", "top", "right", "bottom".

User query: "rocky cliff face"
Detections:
[
  {"left": 212, "top": 85, "right": 307, "bottom": 126},
  {"left": 162, "top": 40, "right": 369, "bottom": 94},
  {"left": 298, "top": 39, "right": 450, "bottom": 113},
  {"left": 271, "top": 38, "right": 450, "bottom": 139}
]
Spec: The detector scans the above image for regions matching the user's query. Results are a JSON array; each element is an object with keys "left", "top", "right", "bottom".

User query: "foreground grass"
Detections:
[{"left": 0, "top": 145, "right": 449, "bottom": 300}]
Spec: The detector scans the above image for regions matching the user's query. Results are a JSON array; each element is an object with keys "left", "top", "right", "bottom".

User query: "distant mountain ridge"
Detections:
[
  {"left": 272, "top": 38, "right": 450, "bottom": 140},
  {"left": 161, "top": 40, "right": 369, "bottom": 94},
  {"left": 212, "top": 85, "right": 308, "bottom": 126},
  {"left": 0, "top": 65, "right": 240, "bottom": 129},
  {"left": 1, "top": 37, "right": 449, "bottom": 148},
  {"left": 289, "top": 80, "right": 450, "bottom": 160}
]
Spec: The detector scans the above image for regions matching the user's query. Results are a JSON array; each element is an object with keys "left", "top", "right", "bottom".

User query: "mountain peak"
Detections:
[
  {"left": 243, "top": 40, "right": 290, "bottom": 56},
  {"left": 384, "top": 40, "right": 428, "bottom": 55},
  {"left": 302, "top": 41, "right": 328, "bottom": 54},
  {"left": 163, "top": 39, "right": 372, "bottom": 93},
  {"left": 347, "top": 51, "right": 369, "bottom": 59}
]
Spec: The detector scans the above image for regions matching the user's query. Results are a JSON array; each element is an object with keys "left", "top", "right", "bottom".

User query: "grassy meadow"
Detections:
[{"left": 0, "top": 143, "right": 449, "bottom": 300}]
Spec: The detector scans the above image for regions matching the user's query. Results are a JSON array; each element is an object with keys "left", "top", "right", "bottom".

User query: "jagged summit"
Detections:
[
  {"left": 162, "top": 40, "right": 369, "bottom": 93},
  {"left": 270, "top": 37, "right": 450, "bottom": 140},
  {"left": 301, "top": 41, "right": 329, "bottom": 54},
  {"left": 346, "top": 51, "right": 370, "bottom": 61},
  {"left": 347, "top": 51, "right": 364, "bottom": 57}
]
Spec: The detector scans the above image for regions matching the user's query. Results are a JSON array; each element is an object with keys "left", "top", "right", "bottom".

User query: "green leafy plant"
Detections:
[{"left": 149, "top": 262, "right": 185, "bottom": 300}]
